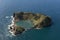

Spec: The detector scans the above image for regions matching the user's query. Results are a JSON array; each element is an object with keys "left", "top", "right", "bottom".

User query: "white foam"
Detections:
[
  {"left": 9, "top": 31, "right": 16, "bottom": 36},
  {"left": 8, "top": 25, "right": 11, "bottom": 29},
  {"left": 9, "top": 16, "right": 14, "bottom": 27},
  {"left": 11, "top": 16, "right": 13, "bottom": 19},
  {"left": 5, "top": 16, "right": 9, "bottom": 18},
  {"left": 36, "top": 27, "right": 42, "bottom": 29},
  {"left": 8, "top": 16, "right": 16, "bottom": 36},
  {"left": 8, "top": 25, "right": 14, "bottom": 30}
]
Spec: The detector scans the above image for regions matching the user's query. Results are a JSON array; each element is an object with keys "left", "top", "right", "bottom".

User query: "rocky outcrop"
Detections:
[
  {"left": 9, "top": 12, "right": 52, "bottom": 35},
  {"left": 9, "top": 24, "right": 25, "bottom": 35}
]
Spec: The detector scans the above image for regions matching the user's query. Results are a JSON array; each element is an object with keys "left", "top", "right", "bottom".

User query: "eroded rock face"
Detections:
[{"left": 9, "top": 12, "right": 52, "bottom": 35}]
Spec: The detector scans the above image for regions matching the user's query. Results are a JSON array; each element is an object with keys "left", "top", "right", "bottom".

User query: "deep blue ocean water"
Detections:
[{"left": 0, "top": 0, "right": 60, "bottom": 40}]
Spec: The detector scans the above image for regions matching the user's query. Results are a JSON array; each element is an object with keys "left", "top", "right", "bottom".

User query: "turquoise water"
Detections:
[
  {"left": 16, "top": 20, "right": 34, "bottom": 29},
  {"left": 0, "top": 0, "right": 60, "bottom": 40}
]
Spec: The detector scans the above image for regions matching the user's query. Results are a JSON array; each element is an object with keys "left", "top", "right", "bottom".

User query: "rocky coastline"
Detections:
[{"left": 8, "top": 12, "right": 52, "bottom": 36}]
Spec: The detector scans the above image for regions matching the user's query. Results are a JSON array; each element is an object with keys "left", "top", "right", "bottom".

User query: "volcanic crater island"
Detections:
[{"left": 8, "top": 12, "right": 52, "bottom": 36}]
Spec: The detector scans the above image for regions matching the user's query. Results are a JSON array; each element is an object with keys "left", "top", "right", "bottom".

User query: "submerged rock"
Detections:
[{"left": 9, "top": 12, "right": 52, "bottom": 35}]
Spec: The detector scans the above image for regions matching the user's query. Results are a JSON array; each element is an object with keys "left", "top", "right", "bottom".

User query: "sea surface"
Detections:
[{"left": 0, "top": 0, "right": 60, "bottom": 40}]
